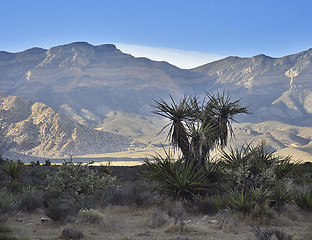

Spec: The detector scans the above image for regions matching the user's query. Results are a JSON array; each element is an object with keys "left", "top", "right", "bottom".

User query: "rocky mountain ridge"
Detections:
[
  {"left": 193, "top": 49, "right": 312, "bottom": 126},
  {"left": 0, "top": 42, "right": 312, "bottom": 161},
  {"left": 0, "top": 93, "right": 143, "bottom": 160}
]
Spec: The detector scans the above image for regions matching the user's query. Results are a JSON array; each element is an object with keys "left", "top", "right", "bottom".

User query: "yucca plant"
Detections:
[
  {"left": 227, "top": 188, "right": 252, "bottom": 213},
  {"left": 203, "top": 158, "right": 224, "bottom": 184},
  {"left": 0, "top": 188, "right": 20, "bottom": 214},
  {"left": 275, "top": 156, "right": 298, "bottom": 180},
  {"left": 2, "top": 160, "right": 24, "bottom": 192},
  {"left": 144, "top": 150, "right": 207, "bottom": 203},
  {"left": 210, "top": 194, "right": 229, "bottom": 211},
  {"left": 222, "top": 142, "right": 285, "bottom": 191},
  {"left": 294, "top": 188, "right": 312, "bottom": 211},
  {"left": 270, "top": 181, "right": 293, "bottom": 211},
  {"left": 250, "top": 186, "right": 272, "bottom": 206},
  {"left": 153, "top": 91, "right": 249, "bottom": 167},
  {"left": 202, "top": 91, "right": 249, "bottom": 149},
  {"left": 153, "top": 95, "right": 194, "bottom": 162},
  {"left": 249, "top": 186, "right": 273, "bottom": 219}
]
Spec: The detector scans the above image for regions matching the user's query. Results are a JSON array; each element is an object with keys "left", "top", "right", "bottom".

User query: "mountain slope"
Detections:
[
  {"left": 0, "top": 42, "right": 212, "bottom": 127},
  {"left": 0, "top": 94, "right": 143, "bottom": 159},
  {"left": 192, "top": 49, "right": 312, "bottom": 126},
  {"left": 1, "top": 43, "right": 312, "bottom": 128},
  {"left": 1, "top": 42, "right": 312, "bottom": 161}
]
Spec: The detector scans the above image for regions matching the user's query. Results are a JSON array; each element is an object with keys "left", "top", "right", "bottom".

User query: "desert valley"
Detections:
[{"left": 0, "top": 42, "right": 312, "bottom": 163}]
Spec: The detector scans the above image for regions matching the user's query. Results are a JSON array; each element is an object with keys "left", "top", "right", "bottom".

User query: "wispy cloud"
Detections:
[{"left": 115, "top": 43, "right": 224, "bottom": 69}]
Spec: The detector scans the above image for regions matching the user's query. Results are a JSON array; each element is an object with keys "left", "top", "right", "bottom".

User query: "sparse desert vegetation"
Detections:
[{"left": 1, "top": 93, "right": 312, "bottom": 239}]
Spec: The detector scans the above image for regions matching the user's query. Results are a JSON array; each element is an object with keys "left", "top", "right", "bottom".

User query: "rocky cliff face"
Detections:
[
  {"left": 1, "top": 42, "right": 312, "bottom": 161},
  {"left": 1, "top": 43, "right": 312, "bottom": 128},
  {"left": 193, "top": 49, "right": 312, "bottom": 126},
  {"left": 0, "top": 42, "right": 203, "bottom": 127},
  {"left": 0, "top": 94, "right": 142, "bottom": 159}
]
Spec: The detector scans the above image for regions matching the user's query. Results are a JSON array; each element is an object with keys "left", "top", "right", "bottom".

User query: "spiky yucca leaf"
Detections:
[
  {"left": 144, "top": 150, "right": 207, "bottom": 202},
  {"left": 2, "top": 160, "right": 24, "bottom": 191},
  {"left": 294, "top": 189, "right": 312, "bottom": 211},
  {"left": 275, "top": 156, "right": 298, "bottom": 180}
]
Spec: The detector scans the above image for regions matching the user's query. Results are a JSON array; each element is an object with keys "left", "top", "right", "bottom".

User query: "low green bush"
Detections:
[
  {"left": 100, "top": 180, "right": 157, "bottom": 207},
  {"left": 43, "top": 196, "right": 79, "bottom": 222},
  {"left": 77, "top": 209, "right": 104, "bottom": 224},
  {"left": 19, "top": 189, "right": 43, "bottom": 212},
  {"left": 0, "top": 188, "right": 20, "bottom": 215},
  {"left": 47, "top": 159, "right": 116, "bottom": 198}
]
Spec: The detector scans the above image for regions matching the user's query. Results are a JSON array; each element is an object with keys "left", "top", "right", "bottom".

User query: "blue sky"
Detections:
[{"left": 1, "top": 0, "right": 312, "bottom": 68}]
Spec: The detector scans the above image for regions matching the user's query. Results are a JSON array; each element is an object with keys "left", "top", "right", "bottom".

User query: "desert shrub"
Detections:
[
  {"left": 77, "top": 209, "right": 104, "bottom": 224},
  {"left": 0, "top": 188, "right": 20, "bottom": 215},
  {"left": 292, "top": 162, "right": 312, "bottom": 185},
  {"left": 249, "top": 186, "right": 277, "bottom": 223},
  {"left": 193, "top": 196, "right": 215, "bottom": 214},
  {"left": 210, "top": 194, "right": 229, "bottom": 211},
  {"left": 62, "top": 228, "right": 84, "bottom": 240},
  {"left": 222, "top": 143, "right": 280, "bottom": 191},
  {"left": 47, "top": 159, "right": 116, "bottom": 198},
  {"left": 251, "top": 224, "right": 294, "bottom": 240},
  {"left": 44, "top": 160, "right": 117, "bottom": 220},
  {"left": 194, "top": 194, "right": 229, "bottom": 214},
  {"left": 43, "top": 195, "right": 79, "bottom": 222},
  {"left": 19, "top": 188, "right": 43, "bottom": 212},
  {"left": 101, "top": 180, "right": 156, "bottom": 207},
  {"left": 225, "top": 185, "right": 277, "bottom": 223},
  {"left": 146, "top": 207, "right": 168, "bottom": 228},
  {"left": 294, "top": 187, "right": 312, "bottom": 211}
]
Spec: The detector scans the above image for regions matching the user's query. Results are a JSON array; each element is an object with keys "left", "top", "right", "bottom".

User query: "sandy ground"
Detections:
[{"left": 3, "top": 206, "right": 312, "bottom": 240}]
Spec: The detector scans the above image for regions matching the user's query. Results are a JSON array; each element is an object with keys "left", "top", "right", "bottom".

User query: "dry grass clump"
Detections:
[
  {"left": 146, "top": 207, "right": 168, "bottom": 228},
  {"left": 164, "top": 224, "right": 208, "bottom": 235}
]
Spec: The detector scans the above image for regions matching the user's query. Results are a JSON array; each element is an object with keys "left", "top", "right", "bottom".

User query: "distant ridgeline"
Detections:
[{"left": 0, "top": 42, "right": 312, "bottom": 161}]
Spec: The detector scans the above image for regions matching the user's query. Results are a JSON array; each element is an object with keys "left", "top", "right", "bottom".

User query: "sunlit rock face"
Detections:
[
  {"left": 0, "top": 94, "right": 143, "bottom": 159},
  {"left": 1, "top": 43, "right": 312, "bottom": 160}
]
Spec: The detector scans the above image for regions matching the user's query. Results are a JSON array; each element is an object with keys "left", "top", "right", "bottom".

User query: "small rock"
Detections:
[
  {"left": 40, "top": 217, "right": 51, "bottom": 222},
  {"left": 209, "top": 219, "right": 218, "bottom": 224},
  {"left": 62, "top": 228, "right": 84, "bottom": 239}
]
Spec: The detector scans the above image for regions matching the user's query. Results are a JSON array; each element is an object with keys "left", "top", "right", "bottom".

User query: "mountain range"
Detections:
[
  {"left": 0, "top": 42, "right": 312, "bottom": 162},
  {"left": 0, "top": 93, "right": 144, "bottom": 161}
]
